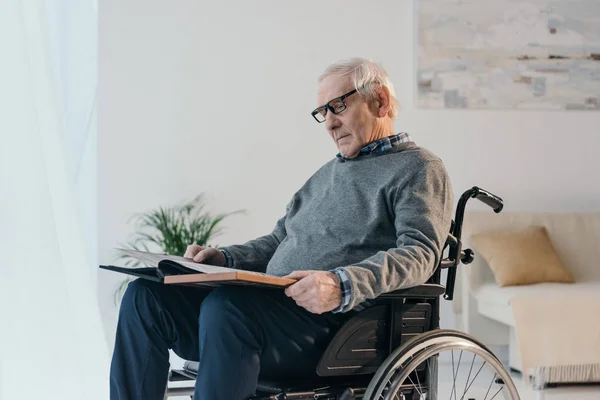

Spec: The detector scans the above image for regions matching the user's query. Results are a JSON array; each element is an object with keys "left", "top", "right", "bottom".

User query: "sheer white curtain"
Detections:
[{"left": 0, "top": 1, "right": 108, "bottom": 399}]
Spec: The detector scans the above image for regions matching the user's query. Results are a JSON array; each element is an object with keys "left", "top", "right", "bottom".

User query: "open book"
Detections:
[{"left": 99, "top": 248, "right": 296, "bottom": 288}]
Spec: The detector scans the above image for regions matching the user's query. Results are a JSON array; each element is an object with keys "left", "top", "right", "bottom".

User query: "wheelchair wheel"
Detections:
[{"left": 363, "top": 329, "right": 520, "bottom": 400}]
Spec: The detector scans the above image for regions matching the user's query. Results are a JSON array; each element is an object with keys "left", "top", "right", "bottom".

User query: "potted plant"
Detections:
[{"left": 114, "top": 194, "right": 242, "bottom": 303}]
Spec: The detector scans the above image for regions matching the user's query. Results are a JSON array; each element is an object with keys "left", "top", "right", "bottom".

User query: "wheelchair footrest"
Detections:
[{"left": 168, "top": 368, "right": 197, "bottom": 381}]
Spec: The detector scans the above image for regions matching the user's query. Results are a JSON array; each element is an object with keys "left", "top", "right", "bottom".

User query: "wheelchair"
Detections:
[{"left": 164, "top": 187, "right": 521, "bottom": 400}]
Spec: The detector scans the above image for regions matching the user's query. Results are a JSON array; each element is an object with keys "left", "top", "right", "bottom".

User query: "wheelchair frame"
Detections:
[{"left": 164, "top": 187, "right": 507, "bottom": 400}]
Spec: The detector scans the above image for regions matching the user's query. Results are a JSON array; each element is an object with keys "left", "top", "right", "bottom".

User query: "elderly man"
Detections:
[{"left": 110, "top": 58, "right": 453, "bottom": 400}]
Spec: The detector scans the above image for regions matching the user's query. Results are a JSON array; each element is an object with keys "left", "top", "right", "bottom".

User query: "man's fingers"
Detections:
[
  {"left": 192, "top": 249, "right": 209, "bottom": 263},
  {"left": 285, "top": 275, "right": 313, "bottom": 297},
  {"left": 184, "top": 244, "right": 203, "bottom": 258},
  {"left": 292, "top": 289, "right": 315, "bottom": 303},
  {"left": 283, "top": 270, "right": 315, "bottom": 297}
]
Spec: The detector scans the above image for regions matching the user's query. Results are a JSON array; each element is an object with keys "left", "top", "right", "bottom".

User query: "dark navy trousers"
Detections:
[{"left": 109, "top": 279, "right": 348, "bottom": 400}]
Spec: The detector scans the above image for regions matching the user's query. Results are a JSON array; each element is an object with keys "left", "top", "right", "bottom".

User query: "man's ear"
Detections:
[{"left": 376, "top": 85, "right": 392, "bottom": 118}]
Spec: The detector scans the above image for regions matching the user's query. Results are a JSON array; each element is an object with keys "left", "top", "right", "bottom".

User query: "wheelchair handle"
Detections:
[
  {"left": 471, "top": 187, "right": 504, "bottom": 213},
  {"left": 443, "top": 186, "right": 504, "bottom": 301}
]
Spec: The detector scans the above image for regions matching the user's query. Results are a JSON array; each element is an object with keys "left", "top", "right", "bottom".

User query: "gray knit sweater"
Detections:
[{"left": 220, "top": 142, "right": 453, "bottom": 311}]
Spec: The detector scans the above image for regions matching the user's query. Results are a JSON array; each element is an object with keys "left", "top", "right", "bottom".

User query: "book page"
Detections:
[
  {"left": 115, "top": 248, "right": 166, "bottom": 267},
  {"left": 168, "top": 258, "right": 266, "bottom": 275},
  {"left": 114, "top": 248, "right": 268, "bottom": 276}
]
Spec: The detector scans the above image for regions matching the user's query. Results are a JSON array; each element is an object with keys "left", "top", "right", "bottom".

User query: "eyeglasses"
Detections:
[{"left": 311, "top": 89, "right": 358, "bottom": 123}]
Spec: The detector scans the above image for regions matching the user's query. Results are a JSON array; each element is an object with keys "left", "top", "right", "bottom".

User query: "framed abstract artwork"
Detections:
[{"left": 417, "top": 0, "right": 600, "bottom": 110}]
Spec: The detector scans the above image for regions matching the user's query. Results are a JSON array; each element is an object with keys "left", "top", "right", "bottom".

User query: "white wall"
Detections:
[{"left": 99, "top": 0, "right": 600, "bottom": 350}]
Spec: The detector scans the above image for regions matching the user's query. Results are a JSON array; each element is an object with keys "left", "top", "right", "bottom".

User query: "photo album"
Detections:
[{"left": 100, "top": 248, "right": 296, "bottom": 288}]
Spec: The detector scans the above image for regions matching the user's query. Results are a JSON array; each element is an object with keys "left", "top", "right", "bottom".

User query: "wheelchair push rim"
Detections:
[{"left": 364, "top": 329, "right": 521, "bottom": 400}]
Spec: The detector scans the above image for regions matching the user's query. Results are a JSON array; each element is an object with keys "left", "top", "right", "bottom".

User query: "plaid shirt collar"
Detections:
[{"left": 336, "top": 132, "right": 413, "bottom": 162}]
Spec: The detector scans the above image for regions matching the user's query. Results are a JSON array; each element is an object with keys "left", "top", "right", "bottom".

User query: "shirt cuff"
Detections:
[
  {"left": 220, "top": 249, "right": 234, "bottom": 268},
  {"left": 331, "top": 268, "right": 352, "bottom": 313}
]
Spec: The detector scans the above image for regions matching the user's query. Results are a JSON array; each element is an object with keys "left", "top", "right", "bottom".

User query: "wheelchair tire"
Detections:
[{"left": 363, "top": 329, "right": 520, "bottom": 400}]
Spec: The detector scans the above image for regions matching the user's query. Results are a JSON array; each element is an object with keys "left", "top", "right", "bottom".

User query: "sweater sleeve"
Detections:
[
  {"left": 337, "top": 160, "right": 453, "bottom": 312},
  {"left": 218, "top": 199, "right": 292, "bottom": 273}
]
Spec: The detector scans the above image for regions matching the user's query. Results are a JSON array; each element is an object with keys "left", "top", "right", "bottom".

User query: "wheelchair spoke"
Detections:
[
  {"left": 450, "top": 350, "right": 463, "bottom": 400},
  {"left": 460, "top": 353, "right": 476, "bottom": 400},
  {"left": 483, "top": 373, "right": 497, "bottom": 400},
  {"left": 459, "top": 361, "right": 486, "bottom": 400},
  {"left": 449, "top": 350, "right": 455, "bottom": 400},
  {"left": 414, "top": 362, "right": 423, "bottom": 395},
  {"left": 488, "top": 386, "right": 504, "bottom": 400},
  {"left": 407, "top": 374, "right": 423, "bottom": 397}
]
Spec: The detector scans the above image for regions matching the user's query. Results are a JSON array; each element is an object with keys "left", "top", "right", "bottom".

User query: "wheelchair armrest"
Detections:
[{"left": 377, "top": 283, "right": 445, "bottom": 299}]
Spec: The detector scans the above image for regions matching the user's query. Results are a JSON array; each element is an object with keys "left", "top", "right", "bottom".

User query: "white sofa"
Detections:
[{"left": 457, "top": 212, "right": 600, "bottom": 371}]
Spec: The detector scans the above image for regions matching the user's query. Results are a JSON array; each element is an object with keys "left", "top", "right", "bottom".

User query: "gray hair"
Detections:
[{"left": 319, "top": 58, "right": 400, "bottom": 119}]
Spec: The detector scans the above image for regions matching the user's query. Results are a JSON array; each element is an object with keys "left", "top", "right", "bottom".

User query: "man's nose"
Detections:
[{"left": 324, "top": 111, "right": 341, "bottom": 131}]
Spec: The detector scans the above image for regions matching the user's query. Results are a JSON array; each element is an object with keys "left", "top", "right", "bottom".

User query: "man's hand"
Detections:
[
  {"left": 283, "top": 270, "right": 342, "bottom": 314},
  {"left": 183, "top": 244, "right": 226, "bottom": 266}
]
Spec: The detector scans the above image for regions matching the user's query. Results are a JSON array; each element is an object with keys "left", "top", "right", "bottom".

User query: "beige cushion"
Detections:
[{"left": 471, "top": 226, "right": 575, "bottom": 287}]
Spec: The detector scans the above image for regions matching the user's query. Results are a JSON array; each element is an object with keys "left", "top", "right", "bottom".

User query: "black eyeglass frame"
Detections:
[{"left": 311, "top": 89, "right": 358, "bottom": 123}]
